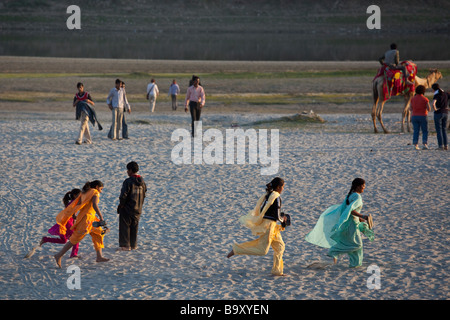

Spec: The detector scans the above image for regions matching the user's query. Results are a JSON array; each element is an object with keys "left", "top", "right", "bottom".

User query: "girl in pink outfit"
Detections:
[{"left": 40, "top": 189, "right": 81, "bottom": 258}]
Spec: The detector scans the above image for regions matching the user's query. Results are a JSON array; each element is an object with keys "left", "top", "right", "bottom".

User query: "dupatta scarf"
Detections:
[
  {"left": 55, "top": 188, "right": 97, "bottom": 235},
  {"left": 238, "top": 191, "right": 281, "bottom": 236},
  {"left": 305, "top": 192, "right": 374, "bottom": 249}
]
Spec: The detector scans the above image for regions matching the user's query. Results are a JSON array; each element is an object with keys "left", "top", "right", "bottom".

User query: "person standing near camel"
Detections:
[
  {"left": 431, "top": 83, "right": 449, "bottom": 150},
  {"left": 410, "top": 85, "right": 431, "bottom": 150}
]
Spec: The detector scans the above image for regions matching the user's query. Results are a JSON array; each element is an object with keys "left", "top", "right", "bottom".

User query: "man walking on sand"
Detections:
[
  {"left": 146, "top": 78, "right": 159, "bottom": 112},
  {"left": 107, "top": 79, "right": 129, "bottom": 140},
  {"left": 169, "top": 79, "right": 180, "bottom": 110},
  {"left": 185, "top": 75, "right": 205, "bottom": 137}
]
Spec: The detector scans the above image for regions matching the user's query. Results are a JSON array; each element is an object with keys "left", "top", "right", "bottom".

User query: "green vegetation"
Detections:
[
  {"left": 1, "top": 68, "right": 446, "bottom": 105},
  {"left": 245, "top": 113, "right": 326, "bottom": 129}
]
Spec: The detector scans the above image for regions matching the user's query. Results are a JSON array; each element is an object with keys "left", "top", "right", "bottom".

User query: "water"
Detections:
[
  {"left": 1, "top": 30, "right": 448, "bottom": 61},
  {"left": 1, "top": 1, "right": 449, "bottom": 61}
]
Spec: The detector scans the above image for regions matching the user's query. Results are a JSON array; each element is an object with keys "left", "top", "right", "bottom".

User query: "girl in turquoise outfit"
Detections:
[{"left": 305, "top": 178, "right": 374, "bottom": 268}]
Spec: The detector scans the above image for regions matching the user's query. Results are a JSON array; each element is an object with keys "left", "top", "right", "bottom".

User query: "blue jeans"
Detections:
[
  {"left": 411, "top": 115, "right": 428, "bottom": 145},
  {"left": 434, "top": 113, "right": 448, "bottom": 147}
]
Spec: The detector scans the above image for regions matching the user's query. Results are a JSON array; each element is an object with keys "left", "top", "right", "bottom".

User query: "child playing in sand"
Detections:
[
  {"left": 227, "top": 177, "right": 288, "bottom": 276},
  {"left": 39, "top": 188, "right": 81, "bottom": 258},
  {"left": 54, "top": 180, "right": 109, "bottom": 268},
  {"left": 305, "top": 178, "right": 374, "bottom": 268}
]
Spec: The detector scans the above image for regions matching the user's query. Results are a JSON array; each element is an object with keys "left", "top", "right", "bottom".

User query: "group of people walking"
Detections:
[
  {"left": 41, "top": 172, "right": 372, "bottom": 275},
  {"left": 38, "top": 162, "right": 147, "bottom": 268},
  {"left": 227, "top": 177, "right": 374, "bottom": 276},
  {"left": 73, "top": 75, "right": 205, "bottom": 144},
  {"left": 62, "top": 61, "right": 446, "bottom": 275}
]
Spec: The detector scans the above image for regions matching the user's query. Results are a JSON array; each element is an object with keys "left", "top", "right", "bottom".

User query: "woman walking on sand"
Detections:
[
  {"left": 227, "top": 177, "right": 289, "bottom": 276},
  {"left": 305, "top": 178, "right": 374, "bottom": 268},
  {"left": 54, "top": 180, "right": 109, "bottom": 268}
]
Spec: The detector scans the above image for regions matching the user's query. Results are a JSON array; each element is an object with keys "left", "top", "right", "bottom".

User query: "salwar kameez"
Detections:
[
  {"left": 55, "top": 188, "right": 105, "bottom": 251},
  {"left": 305, "top": 192, "right": 374, "bottom": 268},
  {"left": 328, "top": 216, "right": 364, "bottom": 267},
  {"left": 42, "top": 218, "right": 79, "bottom": 257},
  {"left": 232, "top": 191, "right": 286, "bottom": 276}
]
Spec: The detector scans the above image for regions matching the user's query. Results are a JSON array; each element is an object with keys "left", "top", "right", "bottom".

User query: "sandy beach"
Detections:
[{"left": 0, "top": 57, "right": 449, "bottom": 301}]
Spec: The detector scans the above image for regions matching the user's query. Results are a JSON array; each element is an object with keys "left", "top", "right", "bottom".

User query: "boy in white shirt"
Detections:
[{"left": 146, "top": 79, "right": 159, "bottom": 112}]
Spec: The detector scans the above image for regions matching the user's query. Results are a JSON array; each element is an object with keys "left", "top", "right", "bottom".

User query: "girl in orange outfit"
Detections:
[{"left": 54, "top": 180, "right": 109, "bottom": 268}]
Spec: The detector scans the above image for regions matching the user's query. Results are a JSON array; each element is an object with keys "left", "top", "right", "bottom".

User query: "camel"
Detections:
[{"left": 371, "top": 68, "right": 442, "bottom": 133}]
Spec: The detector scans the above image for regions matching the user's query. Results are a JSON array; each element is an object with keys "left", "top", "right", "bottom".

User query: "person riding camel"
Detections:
[{"left": 378, "top": 43, "right": 411, "bottom": 84}]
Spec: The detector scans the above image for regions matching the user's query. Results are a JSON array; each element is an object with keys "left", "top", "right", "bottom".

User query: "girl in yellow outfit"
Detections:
[
  {"left": 54, "top": 180, "right": 109, "bottom": 268},
  {"left": 227, "top": 177, "right": 288, "bottom": 276}
]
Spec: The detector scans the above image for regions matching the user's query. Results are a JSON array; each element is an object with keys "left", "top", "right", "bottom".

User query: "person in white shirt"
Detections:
[
  {"left": 169, "top": 79, "right": 180, "bottom": 110},
  {"left": 146, "top": 79, "right": 159, "bottom": 112},
  {"left": 121, "top": 81, "right": 131, "bottom": 139},
  {"left": 107, "top": 79, "right": 129, "bottom": 140}
]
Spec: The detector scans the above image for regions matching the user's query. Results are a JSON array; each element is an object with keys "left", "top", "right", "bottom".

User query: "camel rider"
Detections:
[{"left": 379, "top": 43, "right": 410, "bottom": 83}]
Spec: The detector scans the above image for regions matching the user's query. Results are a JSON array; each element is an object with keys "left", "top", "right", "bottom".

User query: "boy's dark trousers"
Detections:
[{"left": 119, "top": 212, "right": 140, "bottom": 249}]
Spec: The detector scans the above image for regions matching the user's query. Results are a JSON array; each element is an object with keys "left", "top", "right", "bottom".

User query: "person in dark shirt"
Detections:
[
  {"left": 73, "top": 82, "right": 95, "bottom": 145},
  {"left": 431, "top": 83, "right": 449, "bottom": 150},
  {"left": 117, "top": 161, "right": 147, "bottom": 250}
]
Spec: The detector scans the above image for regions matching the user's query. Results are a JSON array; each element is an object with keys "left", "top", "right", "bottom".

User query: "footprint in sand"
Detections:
[{"left": 306, "top": 262, "right": 332, "bottom": 270}]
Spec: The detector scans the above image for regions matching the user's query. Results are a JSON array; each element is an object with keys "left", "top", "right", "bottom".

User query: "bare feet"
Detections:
[
  {"left": 54, "top": 255, "right": 62, "bottom": 268},
  {"left": 96, "top": 257, "right": 110, "bottom": 263},
  {"left": 333, "top": 257, "right": 337, "bottom": 264},
  {"left": 226, "top": 250, "right": 234, "bottom": 258}
]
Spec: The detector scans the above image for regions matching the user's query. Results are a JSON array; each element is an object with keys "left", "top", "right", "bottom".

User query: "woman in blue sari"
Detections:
[{"left": 305, "top": 178, "right": 374, "bottom": 268}]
